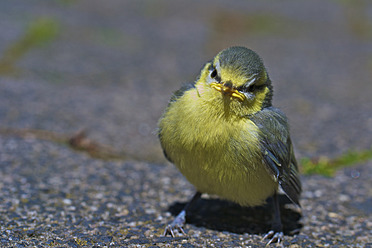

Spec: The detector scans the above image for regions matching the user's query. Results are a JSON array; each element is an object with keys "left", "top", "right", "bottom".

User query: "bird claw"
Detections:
[
  {"left": 262, "top": 230, "right": 284, "bottom": 246},
  {"left": 163, "top": 210, "right": 187, "bottom": 237},
  {"left": 163, "top": 223, "right": 186, "bottom": 237}
]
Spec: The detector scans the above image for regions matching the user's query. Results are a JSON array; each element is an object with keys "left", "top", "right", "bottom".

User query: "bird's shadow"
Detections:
[{"left": 167, "top": 195, "right": 302, "bottom": 235}]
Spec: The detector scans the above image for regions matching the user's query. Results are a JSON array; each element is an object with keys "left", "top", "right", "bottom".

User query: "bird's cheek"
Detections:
[{"left": 243, "top": 93, "right": 255, "bottom": 102}]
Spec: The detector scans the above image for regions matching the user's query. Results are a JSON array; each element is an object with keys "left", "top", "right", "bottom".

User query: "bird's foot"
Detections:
[
  {"left": 262, "top": 230, "right": 284, "bottom": 246},
  {"left": 163, "top": 210, "right": 187, "bottom": 237}
]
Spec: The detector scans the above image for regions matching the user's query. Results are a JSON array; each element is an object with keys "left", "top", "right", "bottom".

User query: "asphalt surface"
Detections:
[{"left": 0, "top": 0, "right": 371, "bottom": 247}]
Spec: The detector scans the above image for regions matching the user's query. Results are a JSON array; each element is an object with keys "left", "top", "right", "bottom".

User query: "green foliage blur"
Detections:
[
  {"left": 301, "top": 147, "right": 372, "bottom": 177},
  {"left": 0, "top": 17, "right": 59, "bottom": 74}
]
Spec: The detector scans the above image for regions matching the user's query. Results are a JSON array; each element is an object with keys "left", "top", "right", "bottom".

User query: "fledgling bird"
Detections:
[{"left": 158, "top": 46, "right": 301, "bottom": 244}]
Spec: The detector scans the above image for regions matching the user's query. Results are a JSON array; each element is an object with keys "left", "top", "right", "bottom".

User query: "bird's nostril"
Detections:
[{"left": 223, "top": 81, "right": 233, "bottom": 88}]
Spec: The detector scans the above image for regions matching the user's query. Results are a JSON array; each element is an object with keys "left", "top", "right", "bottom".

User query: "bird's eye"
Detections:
[
  {"left": 238, "top": 84, "right": 264, "bottom": 93},
  {"left": 210, "top": 69, "right": 217, "bottom": 78},
  {"left": 238, "top": 84, "right": 255, "bottom": 93},
  {"left": 247, "top": 84, "right": 256, "bottom": 92}
]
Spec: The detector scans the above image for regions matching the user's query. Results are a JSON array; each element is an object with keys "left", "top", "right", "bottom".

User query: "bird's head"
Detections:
[{"left": 196, "top": 46, "right": 273, "bottom": 116}]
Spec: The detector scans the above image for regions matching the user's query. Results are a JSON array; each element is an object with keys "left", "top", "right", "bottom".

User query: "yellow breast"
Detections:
[{"left": 159, "top": 87, "right": 277, "bottom": 206}]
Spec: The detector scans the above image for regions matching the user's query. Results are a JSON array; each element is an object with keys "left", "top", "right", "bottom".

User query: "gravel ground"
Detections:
[
  {"left": 0, "top": 136, "right": 371, "bottom": 247},
  {"left": 0, "top": 0, "right": 371, "bottom": 247}
]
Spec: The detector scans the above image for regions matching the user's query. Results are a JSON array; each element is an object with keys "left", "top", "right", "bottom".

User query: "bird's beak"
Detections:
[{"left": 210, "top": 82, "right": 246, "bottom": 102}]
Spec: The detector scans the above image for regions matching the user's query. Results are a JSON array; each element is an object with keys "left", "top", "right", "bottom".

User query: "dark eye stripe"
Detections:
[
  {"left": 255, "top": 84, "right": 265, "bottom": 91},
  {"left": 238, "top": 84, "right": 265, "bottom": 93}
]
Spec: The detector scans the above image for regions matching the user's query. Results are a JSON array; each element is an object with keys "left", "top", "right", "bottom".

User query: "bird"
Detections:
[{"left": 158, "top": 46, "right": 301, "bottom": 245}]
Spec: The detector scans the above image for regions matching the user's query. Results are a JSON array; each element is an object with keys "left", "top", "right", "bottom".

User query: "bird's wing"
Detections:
[{"left": 250, "top": 107, "right": 302, "bottom": 206}]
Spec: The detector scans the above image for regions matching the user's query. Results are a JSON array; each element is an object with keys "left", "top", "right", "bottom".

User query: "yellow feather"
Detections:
[{"left": 159, "top": 84, "right": 277, "bottom": 206}]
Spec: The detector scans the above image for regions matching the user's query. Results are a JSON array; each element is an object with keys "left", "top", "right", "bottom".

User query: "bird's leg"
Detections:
[
  {"left": 263, "top": 192, "right": 284, "bottom": 245},
  {"left": 164, "top": 191, "right": 202, "bottom": 237}
]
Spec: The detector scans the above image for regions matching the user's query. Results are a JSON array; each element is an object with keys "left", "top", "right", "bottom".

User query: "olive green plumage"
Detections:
[{"left": 158, "top": 46, "right": 301, "bottom": 243}]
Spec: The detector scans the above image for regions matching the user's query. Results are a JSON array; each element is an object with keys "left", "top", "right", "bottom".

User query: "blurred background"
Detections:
[{"left": 1, "top": 0, "right": 371, "bottom": 163}]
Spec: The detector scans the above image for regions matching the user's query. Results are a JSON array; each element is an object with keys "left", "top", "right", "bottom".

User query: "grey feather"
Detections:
[{"left": 250, "top": 107, "right": 302, "bottom": 206}]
